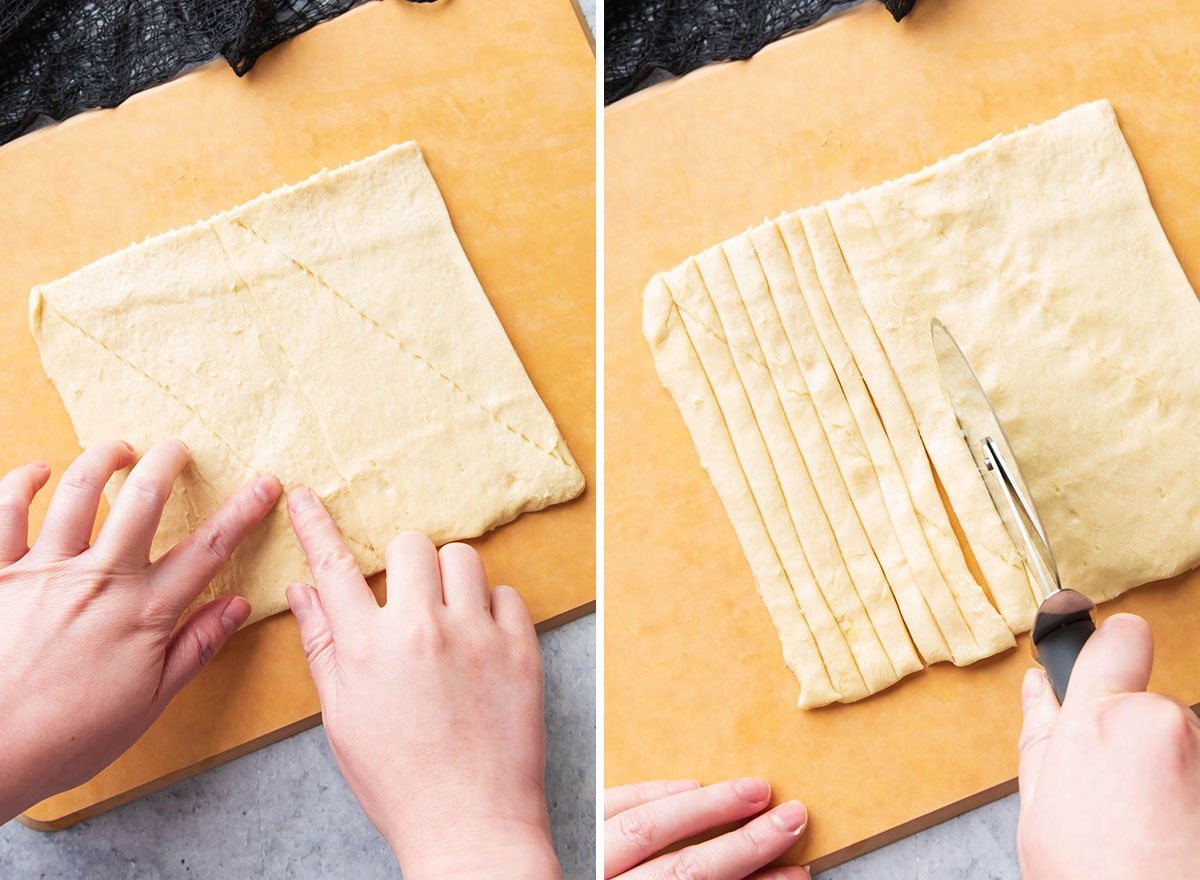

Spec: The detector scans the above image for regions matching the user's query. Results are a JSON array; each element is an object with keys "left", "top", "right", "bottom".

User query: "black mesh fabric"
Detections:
[
  {"left": 605, "top": 0, "right": 918, "bottom": 104},
  {"left": 0, "top": 0, "right": 435, "bottom": 145}
]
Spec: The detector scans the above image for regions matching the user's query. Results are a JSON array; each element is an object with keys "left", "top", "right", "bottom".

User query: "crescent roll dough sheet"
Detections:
[
  {"left": 645, "top": 98, "right": 1192, "bottom": 707},
  {"left": 31, "top": 142, "right": 585, "bottom": 626},
  {"left": 829, "top": 99, "right": 1200, "bottom": 604}
]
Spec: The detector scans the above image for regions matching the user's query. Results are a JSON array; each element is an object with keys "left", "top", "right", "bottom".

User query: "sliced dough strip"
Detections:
[
  {"left": 820, "top": 198, "right": 1039, "bottom": 632},
  {"left": 643, "top": 274, "right": 843, "bottom": 708},
  {"left": 664, "top": 257, "right": 881, "bottom": 699},
  {"left": 686, "top": 249, "right": 903, "bottom": 692},
  {"left": 744, "top": 220, "right": 955, "bottom": 664},
  {"left": 784, "top": 209, "right": 1017, "bottom": 654},
  {"left": 717, "top": 234, "right": 927, "bottom": 673}
]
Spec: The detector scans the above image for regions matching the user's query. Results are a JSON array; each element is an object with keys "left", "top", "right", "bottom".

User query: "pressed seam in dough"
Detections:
[{"left": 233, "top": 219, "right": 574, "bottom": 472}]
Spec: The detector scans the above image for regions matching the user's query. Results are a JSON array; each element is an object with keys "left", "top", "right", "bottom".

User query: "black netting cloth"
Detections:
[
  {"left": 606, "top": 0, "right": 918, "bottom": 104},
  {"left": 0, "top": 0, "right": 435, "bottom": 146}
]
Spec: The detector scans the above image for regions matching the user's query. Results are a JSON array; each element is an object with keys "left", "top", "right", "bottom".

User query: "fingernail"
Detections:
[
  {"left": 253, "top": 476, "right": 281, "bottom": 504},
  {"left": 288, "top": 487, "right": 314, "bottom": 510},
  {"left": 121, "top": 441, "right": 136, "bottom": 453},
  {"left": 665, "top": 779, "right": 701, "bottom": 794},
  {"left": 769, "top": 800, "right": 808, "bottom": 835},
  {"left": 285, "top": 583, "right": 311, "bottom": 614},
  {"left": 220, "top": 596, "right": 251, "bottom": 634},
  {"left": 32, "top": 461, "right": 49, "bottom": 471},
  {"left": 1021, "top": 668, "right": 1044, "bottom": 713},
  {"left": 733, "top": 777, "right": 770, "bottom": 803}
]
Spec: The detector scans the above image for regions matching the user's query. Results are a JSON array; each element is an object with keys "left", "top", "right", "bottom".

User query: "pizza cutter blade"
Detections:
[{"left": 931, "top": 319, "right": 1095, "bottom": 702}]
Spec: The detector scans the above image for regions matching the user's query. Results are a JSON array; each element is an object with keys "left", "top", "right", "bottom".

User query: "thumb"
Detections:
[
  {"left": 1017, "top": 668, "right": 1059, "bottom": 804},
  {"left": 156, "top": 595, "right": 251, "bottom": 710},
  {"left": 286, "top": 583, "right": 339, "bottom": 704},
  {"left": 1061, "top": 613, "right": 1153, "bottom": 706}
]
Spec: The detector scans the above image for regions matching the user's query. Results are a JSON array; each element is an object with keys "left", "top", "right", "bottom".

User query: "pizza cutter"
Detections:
[{"left": 931, "top": 319, "right": 1096, "bottom": 702}]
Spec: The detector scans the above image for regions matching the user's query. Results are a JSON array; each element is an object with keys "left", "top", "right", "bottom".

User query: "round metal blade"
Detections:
[{"left": 930, "top": 319, "right": 1061, "bottom": 598}]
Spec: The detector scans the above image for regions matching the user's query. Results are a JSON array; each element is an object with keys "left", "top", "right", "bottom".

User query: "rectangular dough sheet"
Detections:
[
  {"left": 828, "top": 99, "right": 1200, "bottom": 605},
  {"left": 31, "top": 142, "right": 585, "bottom": 626},
  {"left": 644, "top": 98, "right": 1199, "bottom": 707}
]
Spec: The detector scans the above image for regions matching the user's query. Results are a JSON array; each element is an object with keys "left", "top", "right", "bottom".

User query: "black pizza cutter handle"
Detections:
[{"left": 1031, "top": 589, "right": 1097, "bottom": 703}]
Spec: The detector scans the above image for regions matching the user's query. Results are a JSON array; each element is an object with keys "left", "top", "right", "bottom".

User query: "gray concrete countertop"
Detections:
[
  {"left": 817, "top": 796, "right": 1020, "bottom": 879},
  {"left": 0, "top": 615, "right": 597, "bottom": 879}
]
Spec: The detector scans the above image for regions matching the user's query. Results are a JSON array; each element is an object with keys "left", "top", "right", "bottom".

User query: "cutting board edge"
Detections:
[{"left": 805, "top": 777, "right": 1017, "bottom": 872}]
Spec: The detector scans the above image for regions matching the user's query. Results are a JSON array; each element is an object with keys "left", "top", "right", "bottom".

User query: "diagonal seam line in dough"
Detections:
[
  {"left": 668, "top": 269, "right": 871, "bottom": 691},
  {"left": 670, "top": 294, "right": 768, "bottom": 372},
  {"left": 210, "top": 226, "right": 382, "bottom": 562},
  {"left": 39, "top": 299, "right": 257, "bottom": 480},
  {"left": 714, "top": 242, "right": 907, "bottom": 676},
  {"left": 734, "top": 236, "right": 940, "bottom": 657},
  {"left": 36, "top": 298, "right": 382, "bottom": 555},
  {"left": 666, "top": 296, "right": 856, "bottom": 699},
  {"left": 230, "top": 218, "right": 574, "bottom": 472},
  {"left": 854, "top": 196, "right": 1038, "bottom": 607}
]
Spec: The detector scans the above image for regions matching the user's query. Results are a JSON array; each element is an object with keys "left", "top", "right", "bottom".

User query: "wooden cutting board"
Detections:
[
  {"left": 605, "top": 0, "right": 1200, "bottom": 870},
  {"left": 0, "top": 0, "right": 595, "bottom": 830}
]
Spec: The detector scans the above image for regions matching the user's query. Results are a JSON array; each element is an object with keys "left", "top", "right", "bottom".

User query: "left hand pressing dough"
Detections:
[{"left": 30, "top": 142, "right": 585, "bottom": 627}]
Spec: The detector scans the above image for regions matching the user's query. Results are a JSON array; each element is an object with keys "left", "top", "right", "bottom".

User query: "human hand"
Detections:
[
  {"left": 284, "top": 488, "right": 558, "bottom": 880},
  {"left": 0, "top": 440, "right": 280, "bottom": 820},
  {"left": 1017, "top": 613, "right": 1200, "bottom": 879},
  {"left": 605, "top": 778, "right": 811, "bottom": 879}
]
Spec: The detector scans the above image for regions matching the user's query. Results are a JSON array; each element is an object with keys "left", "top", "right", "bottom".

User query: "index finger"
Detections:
[
  {"left": 630, "top": 801, "right": 809, "bottom": 880},
  {"left": 286, "top": 487, "right": 375, "bottom": 633},
  {"left": 1062, "top": 613, "right": 1153, "bottom": 707},
  {"left": 152, "top": 475, "right": 281, "bottom": 616},
  {"left": 604, "top": 780, "right": 701, "bottom": 819}
]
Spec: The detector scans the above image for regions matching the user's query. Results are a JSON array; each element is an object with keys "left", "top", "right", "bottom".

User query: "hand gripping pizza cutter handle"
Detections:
[{"left": 1031, "top": 589, "right": 1096, "bottom": 703}]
